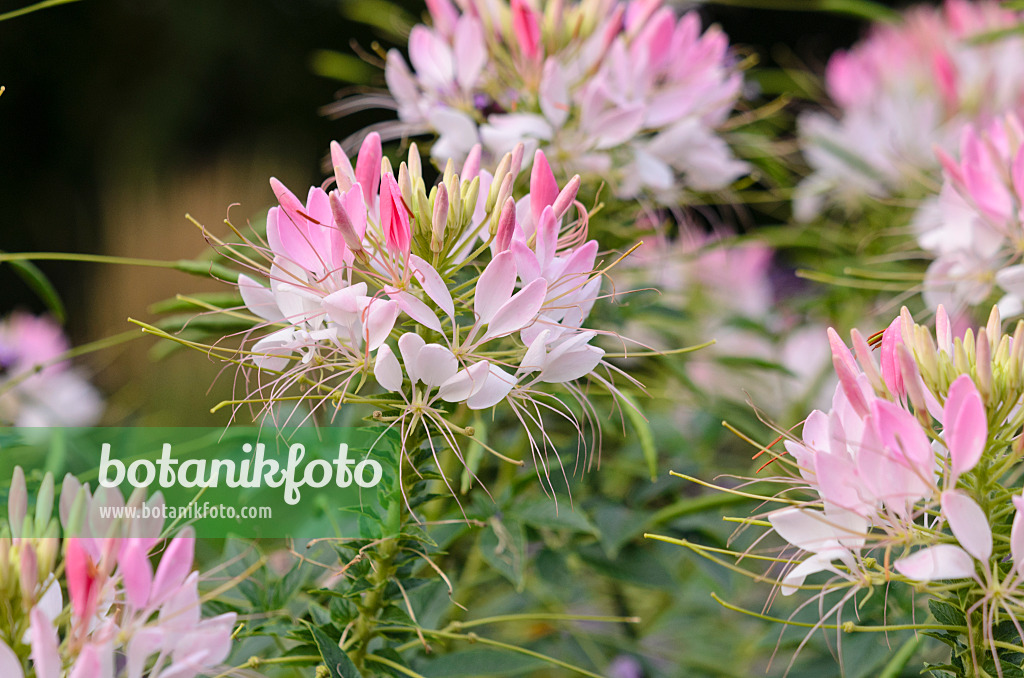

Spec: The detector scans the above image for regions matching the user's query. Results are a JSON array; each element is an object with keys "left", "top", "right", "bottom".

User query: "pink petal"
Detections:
[
  {"left": 880, "top": 317, "right": 904, "bottom": 396},
  {"left": 454, "top": 16, "right": 486, "bottom": 89},
  {"left": 482, "top": 278, "right": 547, "bottom": 341},
  {"left": 355, "top": 132, "right": 382, "bottom": 207},
  {"left": 380, "top": 174, "right": 411, "bottom": 257},
  {"left": 540, "top": 343, "right": 604, "bottom": 383},
  {"left": 475, "top": 251, "right": 517, "bottom": 323},
  {"left": 118, "top": 538, "right": 154, "bottom": 609},
  {"left": 828, "top": 328, "right": 869, "bottom": 417},
  {"left": 330, "top": 140, "right": 356, "bottom": 192},
  {"left": 374, "top": 344, "right": 403, "bottom": 392},
  {"left": 389, "top": 290, "right": 443, "bottom": 332},
  {"left": 150, "top": 529, "right": 195, "bottom": 606},
  {"left": 529, "top": 150, "right": 559, "bottom": 225},
  {"left": 941, "top": 490, "right": 992, "bottom": 562},
  {"left": 894, "top": 544, "right": 976, "bottom": 581},
  {"left": 467, "top": 364, "right": 516, "bottom": 409},
  {"left": 409, "top": 255, "right": 455, "bottom": 318},
  {"left": 534, "top": 206, "right": 558, "bottom": 272},
  {"left": 29, "top": 608, "right": 58, "bottom": 678},
  {"left": 944, "top": 374, "right": 987, "bottom": 482},
  {"left": 935, "top": 304, "right": 953, "bottom": 354},
  {"left": 511, "top": 0, "right": 542, "bottom": 60}
]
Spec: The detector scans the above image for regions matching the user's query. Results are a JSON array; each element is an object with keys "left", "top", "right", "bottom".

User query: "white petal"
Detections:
[
  {"left": 438, "top": 361, "right": 491, "bottom": 403},
  {"left": 398, "top": 333, "right": 426, "bottom": 385},
  {"left": 238, "top": 274, "right": 284, "bottom": 322},
  {"left": 467, "top": 364, "right": 516, "bottom": 410},
  {"left": 374, "top": 345, "right": 403, "bottom": 392},
  {"left": 416, "top": 344, "right": 459, "bottom": 387},
  {"left": 941, "top": 490, "right": 992, "bottom": 562}
]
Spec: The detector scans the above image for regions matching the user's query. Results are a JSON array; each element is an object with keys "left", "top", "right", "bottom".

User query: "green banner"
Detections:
[{"left": 0, "top": 427, "right": 402, "bottom": 539}]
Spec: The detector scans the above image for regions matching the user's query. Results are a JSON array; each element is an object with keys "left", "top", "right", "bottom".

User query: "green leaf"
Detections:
[
  {"left": 929, "top": 599, "right": 966, "bottom": 628},
  {"left": 306, "top": 622, "right": 363, "bottom": 678},
  {"left": 512, "top": 498, "right": 599, "bottom": 537},
  {"left": 480, "top": 517, "right": 527, "bottom": 591},
  {"left": 6, "top": 258, "right": 66, "bottom": 322},
  {"left": 700, "top": 0, "right": 900, "bottom": 22},
  {"left": 621, "top": 393, "right": 657, "bottom": 481},
  {"left": 417, "top": 648, "right": 549, "bottom": 677}
]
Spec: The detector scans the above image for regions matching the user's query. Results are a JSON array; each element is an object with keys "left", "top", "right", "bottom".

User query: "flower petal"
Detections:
[
  {"left": 374, "top": 344, "right": 403, "bottom": 392},
  {"left": 467, "top": 364, "right": 516, "bottom": 409},
  {"left": 483, "top": 278, "right": 547, "bottom": 341},
  {"left": 409, "top": 254, "right": 455, "bottom": 318},
  {"left": 415, "top": 344, "right": 459, "bottom": 387},
  {"left": 475, "top": 251, "right": 518, "bottom": 324},
  {"left": 894, "top": 544, "right": 976, "bottom": 581},
  {"left": 941, "top": 490, "right": 992, "bottom": 562},
  {"left": 945, "top": 374, "right": 987, "bottom": 483}
]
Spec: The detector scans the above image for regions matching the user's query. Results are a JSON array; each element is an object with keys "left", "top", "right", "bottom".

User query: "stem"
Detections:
[{"left": 348, "top": 433, "right": 424, "bottom": 672}]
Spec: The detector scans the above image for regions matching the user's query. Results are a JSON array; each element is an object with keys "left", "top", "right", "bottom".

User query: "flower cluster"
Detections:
[
  {"left": 795, "top": 0, "right": 1024, "bottom": 221},
  {"left": 0, "top": 469, "right": 236, "bottom": 678},
  {"left": 915, "top": 114, "right": 1024, "bottom": 317},
  {"left": 724, "top": 305, "right": 1024, "bottom": 673},
  {"left": 381, "top": 0, "right": 748, "bottom": 202},
  {"left": 232, "top": 133, "right": 632, "bottom": 460},
  {"left": 0, "top": 313, "right": 103, "bottom": 427}
]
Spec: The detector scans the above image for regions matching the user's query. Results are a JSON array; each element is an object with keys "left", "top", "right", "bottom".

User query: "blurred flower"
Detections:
[
  {"left": 0, "top": 313, "right": 103, "bottom": 427},
  {"left": 380, "top": 0, "right": 747, "bottom": 203},
  {"left": 914, "top": 114, "right": 1024, "bottom": 316},
  {"left": 795, "top": 0, "right": 1024, "bottom": 220}
]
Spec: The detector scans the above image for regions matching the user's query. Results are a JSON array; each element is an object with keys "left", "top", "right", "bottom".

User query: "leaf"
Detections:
[
  {"left": 306, "top": 622, "right": 363, "bottom": 678},
  {"left": 480, "top": 517, "right": 527, "bottom": 591},
  {"left": 620, "top": 392, "right": 657, "bottom": 481},
  {"left": 929, "top": 599, "right": 966, "bottom": 628},
  {"left": 6, "top": 258, "right": 66, "bottom": 322},
  {"left": 513, "top": 498, "right": 599, "bottom": 537}
]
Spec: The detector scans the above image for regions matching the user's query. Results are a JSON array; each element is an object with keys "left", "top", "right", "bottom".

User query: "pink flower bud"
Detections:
[
  {"left": 329, "top": 191, "right": 363, "bottom": 253},
  {"left": 380, "top": 174, "right": 412, "bottom": 257},
  {"left": 495, "top": 197, "right": 517, "bottom": 252}
]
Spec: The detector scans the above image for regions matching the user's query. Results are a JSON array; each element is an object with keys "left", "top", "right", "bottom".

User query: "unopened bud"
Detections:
[
  {"left": 987, "top": 305, "right": 1002, "bottom": 350},
  {"left": 461, "top": 144, "right": 481, "bottom": 181},
  {"left": 954, "top": 338, "right": 970, "bottom": 374},
  {"left": 432, "top": 184, "right": 449, "bottom": 253},
  {"left": 446, "top": 173, "right": 461, "bottom": 224},
  {"left": 495, "top": 197, "right": 516, "bottom": 252},
  {"left": 408, "top": 142, "right": 422, "bottom": 182},
  {"left": 485, "top": 152, "right": 512, "bottom": 213},
  {"left": 380, "top": 156, "right": 393, "bottom": 178},
  {"left": 463, "top": 176, "right": 480, "bottom": 223},
  {"left": 330, "top": 141, "right": 354, "bottom": 192},
  {"left": 64, "top": 487, "right": 88, "bottom": 538},
  {"left": 398, "top": 162, "right": 412, "bottom": 203},
  {"left": 19, "top": 542, "right": 37, "bottom": 600},
  {"left": 442, "top": 158, "right": 455, "bottom": 185},
  {"left": 976, "top": 328, "right": 993, "bottom": 401},
  {"left": 914, "top": 325, "right": 939, "bottom": 386},
  {"left": 897, "top": 345, "right": 929, "bottom": 425},
  {"left": 329, "top": 191, "right": 364, "bottom": 253},
  {"left": 552, "top": 175, "right": 581, "bottom": 219},
  {"left": 9, "top": 467, "right": 26, "bottom": 539},
  {"left": 850, "top": 329, "right": 885, "bottom": 394},
  {"left": 509, "top": 143, "right": 525, "bottom": 180},
  {"left": 34, "top": 473, "right": 54, "bottom": 531}
]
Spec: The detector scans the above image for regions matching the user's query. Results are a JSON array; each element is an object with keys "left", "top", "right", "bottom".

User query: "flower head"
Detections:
[{"left": 378, "top": 0, "right": 747, "bottom": 203}]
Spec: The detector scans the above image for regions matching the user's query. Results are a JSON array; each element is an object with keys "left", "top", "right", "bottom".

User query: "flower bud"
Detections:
[
  {"left": 495, "top": 197, "right": 517, "bottom": 252},
  {"left": 442, "top": 158, "right": 455, "bottom": 186},
  {"left": 329, "top": 191, "right": 364, "bottom": 253},
  {"left": 446, "top": 173, "right": 462, "bottom": 225},
  {"left": 486, "top": 152, "right": 512, "bottom": 213},
  {"left": 34, "top": 472, "right": 54, "bottom": 531},
  {"left": 380, "top": 155, "right": 394, "bottom": 178},
  {"left": 463, "top": 176, "right": 480, "bottom": 224},
  {"left": 509, "top": 143, "right": 525, "bottom": 180},
  {"left": 64, "top": 487, "right": 88, "bottom": 538},
  {"left": 9, "top": 467, "right": 26, "bottom": 539},
  {"left": 552, "top": 175, "right": 581, "bottom": 219},
  {"left": 850, "top": 328, "right": 885, "bottom": 394},
  {"left": 897, "top": 344, "right": 929, "bottom": 426},
  {"left": 398, "top": 162, "right": 412, "bottom": 204},
  {"left": 431, "top": 183, "right": 449, "bottom": 253},
  {"left": 330, "top": 140, "right": 354, "bottom": 192},
  {"left": 407, "top": 142, "right": 422, "bottom": 182},
  {"left": 19, "top": 542, "right": 37, "bottom": 602},
  {"left": 461, "top": 144, "right": 481, "bottom": 181},
  {"left": 976, "top": 328, "right": 993, "bottom": 402}
]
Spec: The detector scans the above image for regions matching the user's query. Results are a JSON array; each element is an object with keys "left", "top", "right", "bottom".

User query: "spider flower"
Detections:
[
  {"left": 795, "top": 0, "right": 1024, "bottom": 220},
  {"left": 378, "top": 0, "right": 747, "bottom": 203},
  {"left": 668, "top": 305, "right": 1024, "bottom": 675},
  {"left": 229, "top": 134, "right": 638, "bottom": 466},
  {"left": 0, "top": 468, "right": 236, "bottom": 678},
  {"left": 915, "top": 114, "right": 1024, "bottom": 317},
  {"left": 0, "top": 313, "right": 103, "bottom": 427}
]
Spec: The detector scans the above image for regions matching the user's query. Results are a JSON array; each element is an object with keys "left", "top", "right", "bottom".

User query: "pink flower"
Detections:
[
  {"left": 380, "top": 0, "right": 746, "bottom": 203},
  {"left": 0, "top": 313, "right": 104, "bottom": 427},
  {"left": 796, "top": 0, "right": 1024, "bottom": 220}
]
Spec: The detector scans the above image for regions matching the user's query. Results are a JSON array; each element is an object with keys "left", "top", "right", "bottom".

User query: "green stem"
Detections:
[{"left": 0, "top": 0, "right": 82, "bottom": 22}]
